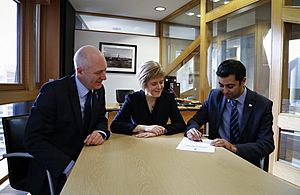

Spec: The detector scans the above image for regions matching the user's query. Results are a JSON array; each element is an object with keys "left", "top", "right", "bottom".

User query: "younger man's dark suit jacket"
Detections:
[
  {"left": 186, "top": 88, "right": 274, "bottom": 167},
  {"left": 24, "top": 75, "right": 110, "bottom": 194}
]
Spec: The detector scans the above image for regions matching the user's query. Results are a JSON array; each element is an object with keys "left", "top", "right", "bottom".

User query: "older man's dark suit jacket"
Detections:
[
  {"left": 24, "top": 75, "right": 110, "bottom": 195},
  {"left": 110, "top": 90, "right": 186, "bottom": 135},
  {"left": 186, "top": 88, "right": 274, "bottom": 167}
]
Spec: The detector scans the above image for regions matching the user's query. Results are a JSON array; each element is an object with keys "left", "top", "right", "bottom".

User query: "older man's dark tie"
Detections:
[
  {"left": 83, "top": 90, "right": 92, "bottom": 133},
  {"left": 230, "top": 99, "right": 240, "bottom": 144}
]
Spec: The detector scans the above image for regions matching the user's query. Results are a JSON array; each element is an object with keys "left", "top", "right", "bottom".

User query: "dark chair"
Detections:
[
  {"left": 0, "top": 115, "right": 54, "bottom": 195},
  {"left": 116, "top": 89, "right": 134, "bottom": 104}
]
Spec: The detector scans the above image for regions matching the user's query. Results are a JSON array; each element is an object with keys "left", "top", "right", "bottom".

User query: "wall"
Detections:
[
  {"left": 60, "top": 0, "right": 75, "bottom": 77},
  {"left": 74, "top": 30, "right": 159, "bottom": 104}
]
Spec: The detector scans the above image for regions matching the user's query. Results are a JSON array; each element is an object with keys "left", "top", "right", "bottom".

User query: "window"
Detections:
[
  {"left": 279, "top": 129, "right": 300, "bottom": 168},
  {"left": 0, "top": 0, "right": 21, "bottom": 84},
  {"left": 207, "top": 2, "right": 271, "bottom": 98},
  {"left": 0, "top": 0, "right": 42, "bottom": 184},
  {"left": 169, "top": 47, "right": 200, "bottom": 100},
  {"left": 282, "top": 23, "right": 300, "bottom": 114},
  {"left": 161, "top": 3, "right": 200, "bottom": 68}
]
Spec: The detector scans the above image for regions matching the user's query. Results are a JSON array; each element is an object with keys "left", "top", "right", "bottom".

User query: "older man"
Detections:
[{"left": 25, "top": 45, "right": 110, "bottom": 194}]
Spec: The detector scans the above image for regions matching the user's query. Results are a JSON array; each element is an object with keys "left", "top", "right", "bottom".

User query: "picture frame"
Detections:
[{"left": 99, "top": 42, "right": 137, "bottom": 74}]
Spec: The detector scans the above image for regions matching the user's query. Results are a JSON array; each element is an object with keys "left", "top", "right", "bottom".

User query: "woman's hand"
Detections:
[
  {"left": 145, "top": 125, "right": 165, "bottom": 136},
  {"left": 133, "top": 125, "right": 165, "bottom": 138},
  {"left": 134, "top": 132, "right": 156, "bottom": 138}
]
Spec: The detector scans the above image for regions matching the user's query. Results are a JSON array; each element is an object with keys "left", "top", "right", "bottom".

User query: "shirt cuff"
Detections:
[
  {"left": 63, "top": 160, "right": 75, "bottom": 175},
  {"left": 164, "top": 128, "right": 167, "bottom": 134},
  {"left": 95, "top": 130, "right": 107, "bottom": 139}
]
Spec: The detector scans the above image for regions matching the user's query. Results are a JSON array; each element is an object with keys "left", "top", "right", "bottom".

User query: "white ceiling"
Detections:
[{"left": 69, "top": 0, "right": 192, "bottom": 21}]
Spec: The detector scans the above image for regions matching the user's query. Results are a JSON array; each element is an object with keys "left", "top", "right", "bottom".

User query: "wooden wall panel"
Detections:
[{"left": 41, "top": 0, "right": 60, "bottom": 81}]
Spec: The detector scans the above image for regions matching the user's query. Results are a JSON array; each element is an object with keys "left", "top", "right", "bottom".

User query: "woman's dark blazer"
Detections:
[{"left": 110, "top": 90, "right": 186, "bottom": 135}]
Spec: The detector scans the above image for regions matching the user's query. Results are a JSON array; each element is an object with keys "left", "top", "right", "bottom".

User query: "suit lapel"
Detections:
[
  {"left": 68, "top": 75, "right": 83, "bottom": 130},
  {"left": 216, "top": 94, "right": 227, "bottom": 131},
  {"left": 240, "top": 88, "right": 255, "bottom": 134}
]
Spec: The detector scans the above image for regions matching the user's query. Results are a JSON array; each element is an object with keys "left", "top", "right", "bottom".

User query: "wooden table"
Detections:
[{"left": 61, "top": 134, "right": 300, "bottom": 195}]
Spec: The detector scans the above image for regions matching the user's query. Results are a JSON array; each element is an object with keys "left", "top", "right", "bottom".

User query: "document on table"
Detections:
[{"left": 176, "top": 137, "right": 215, "bottom": 153}]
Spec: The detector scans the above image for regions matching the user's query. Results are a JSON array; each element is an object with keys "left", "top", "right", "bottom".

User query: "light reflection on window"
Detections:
[
  {"left": 0, "top": 0, "right": 20, "bottom": 84},
  {"left": 285, "top": 39, "right": 300, "bottom": 114},
  {"left": 282, "top": 22, "right": 300, "bottom": 114}
]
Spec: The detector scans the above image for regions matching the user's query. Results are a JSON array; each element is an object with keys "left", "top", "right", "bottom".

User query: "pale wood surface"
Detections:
[
  {"left": 270, "top": 0, "right": 284, "bottom": 180},
  {"left": 273, "top": 161, "right": 300, "bottom": 186},
  {"left": 282, "top": 7, "right": 300, "bottom": 22},
  {"left": 0, "top": 90, "right": 39, "bottom": 105},
  {"left": 61, "top": 134, "right": 300, "bottom": 195}
]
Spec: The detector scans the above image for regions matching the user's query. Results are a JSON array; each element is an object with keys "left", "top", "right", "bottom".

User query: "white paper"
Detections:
[{"left": 176, "top": 137, "right": 215, "bottom": 153}]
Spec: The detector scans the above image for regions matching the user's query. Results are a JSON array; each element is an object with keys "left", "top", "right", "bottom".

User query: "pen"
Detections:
[{"left": 194, "top": 139, "right": 202, "bottom": 142}]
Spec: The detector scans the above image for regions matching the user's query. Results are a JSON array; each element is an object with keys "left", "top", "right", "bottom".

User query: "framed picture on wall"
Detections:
[{"left": 99, "top": 42, "right": 137, "bottom": 74}]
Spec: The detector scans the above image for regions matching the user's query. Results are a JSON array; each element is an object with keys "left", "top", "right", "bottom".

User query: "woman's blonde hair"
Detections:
[{"left": 138, "top": 60, "right": 165, "bottom": 89}]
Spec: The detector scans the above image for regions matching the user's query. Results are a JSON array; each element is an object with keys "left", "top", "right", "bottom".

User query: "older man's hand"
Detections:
[{"left": 84, "top": 131, "right": 105, "bottom": 146}]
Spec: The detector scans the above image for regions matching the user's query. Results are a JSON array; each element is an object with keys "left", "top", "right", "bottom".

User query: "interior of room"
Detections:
[{"left": 0, "top": 0, "right": 300, "bottom": 193}]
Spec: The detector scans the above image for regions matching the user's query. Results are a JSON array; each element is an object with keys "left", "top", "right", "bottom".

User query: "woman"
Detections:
[{"left": 110, "top": 60, "right": 186, "bottom": 138}]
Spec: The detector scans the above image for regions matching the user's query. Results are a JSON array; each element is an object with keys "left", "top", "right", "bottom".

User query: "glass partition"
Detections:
[
  {"left": 161, "top": 35, "right": 194, "bottom": 69},
  {"left": 207, "top": 1, "right": 271, "bottom": 98},
  {"left": 161, "top": 3, "right": 200, "bottom": 69},
  {"left": 169, "top": 47, "right": 200, "bottom": 100},
  {"left": 206, "top": 0, "right": 235, "bottom": 12},
  {"left": 281, "top": 23, "right": 300, "bottom": 114}
]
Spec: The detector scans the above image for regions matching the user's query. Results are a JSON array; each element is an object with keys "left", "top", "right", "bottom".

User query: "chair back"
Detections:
[
  {"left": 116, "top": 89, "right": 134, "bottom": 104},
  {"left": 2, "top": 115, "right": 30, "bottom": 191}
]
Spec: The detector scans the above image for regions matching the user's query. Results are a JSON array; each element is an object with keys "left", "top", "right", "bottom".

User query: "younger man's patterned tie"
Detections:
[{"left": 230, "top": 99, "right": 239, "bottom": 144}]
